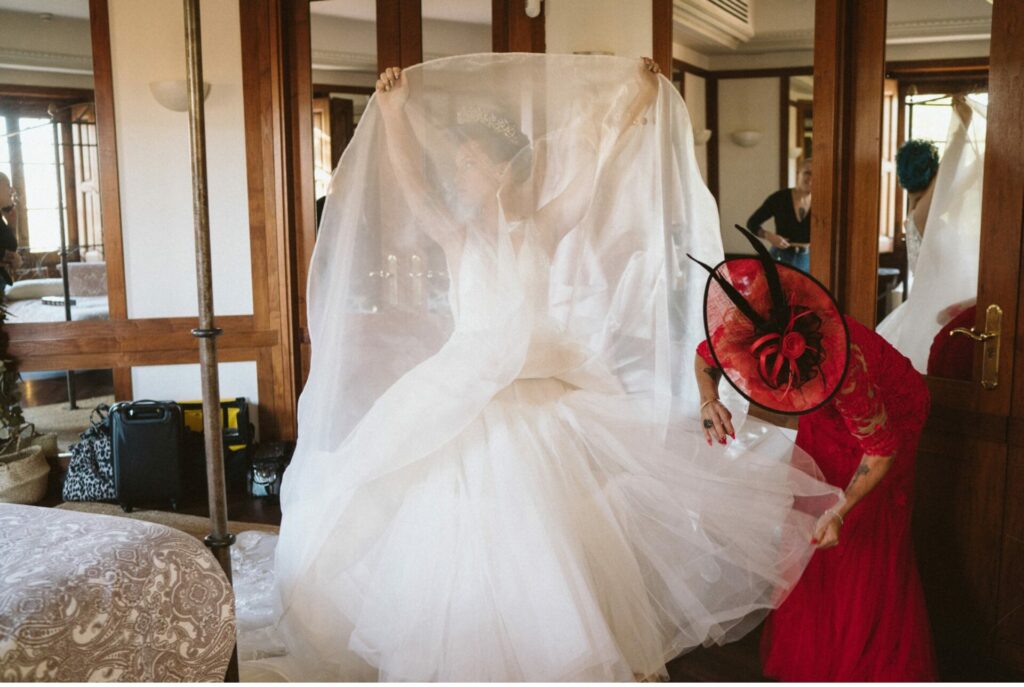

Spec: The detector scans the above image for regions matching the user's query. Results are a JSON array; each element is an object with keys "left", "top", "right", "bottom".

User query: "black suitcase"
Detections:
[{"left": 110, "top": 400, "right": 184, "bottom": 512}]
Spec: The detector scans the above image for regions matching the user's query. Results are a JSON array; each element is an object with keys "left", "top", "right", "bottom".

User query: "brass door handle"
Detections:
[
  {"left": 949, "top": 327, "right": 997, "bottom": 343},
  {"left": 948, "top": 304, "right": 1002, "bottom": 389}
]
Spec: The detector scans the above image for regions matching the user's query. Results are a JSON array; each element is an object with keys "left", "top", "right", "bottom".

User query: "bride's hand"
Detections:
[
  {"left": 376, "top": 66, "right": 408, "bottom": 106},
  {"left": 641, "top": 57, "right": 661, "bottom": 76}
]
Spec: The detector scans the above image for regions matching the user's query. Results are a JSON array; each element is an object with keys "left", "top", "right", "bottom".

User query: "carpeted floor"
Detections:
[
  {"left": 55, "top": 501, "right": 279, "bottom": 541},
  {"left": 22, "top": 395, "right": 114, "bottom": 451}
]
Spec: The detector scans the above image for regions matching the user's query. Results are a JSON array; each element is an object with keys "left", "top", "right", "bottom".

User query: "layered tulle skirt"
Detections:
[{"left": 234, "top": 377, "right": 840, "bottom": 681}]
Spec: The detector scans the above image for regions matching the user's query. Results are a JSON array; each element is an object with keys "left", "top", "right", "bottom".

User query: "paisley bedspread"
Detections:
[{"left": 0, "top": 504, "right": 235, "bottom": 682}]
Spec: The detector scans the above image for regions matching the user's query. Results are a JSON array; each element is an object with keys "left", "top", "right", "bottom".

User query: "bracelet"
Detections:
[
  {"left": 700, "top": 398, "right": 719, "bottom": 413},
  {"left": 826, "top": 509, "right": 844, "bottom": 526}
]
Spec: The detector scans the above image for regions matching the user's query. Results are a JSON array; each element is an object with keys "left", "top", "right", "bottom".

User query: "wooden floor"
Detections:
[
  {"left": 21, "top": 368, "right": 114, "bottom": 408},
  {"left": 667, "top": 628, "right": 767, "bottom": 681}
]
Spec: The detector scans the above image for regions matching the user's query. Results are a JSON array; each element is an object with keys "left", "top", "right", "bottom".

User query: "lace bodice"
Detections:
[{"left": 905, "top": 215, "right": 922, "bottom": 281}]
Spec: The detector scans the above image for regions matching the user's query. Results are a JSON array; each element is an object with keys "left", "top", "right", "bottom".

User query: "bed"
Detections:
[
  {"left": 0, "top": 504, "right": 236, "bottom": 682},
  {"left": 5, "top": 263, "right": 110, "bottom": 323},
  {"left": 6, "top": 295, "right": 109, "bottom": 323}
]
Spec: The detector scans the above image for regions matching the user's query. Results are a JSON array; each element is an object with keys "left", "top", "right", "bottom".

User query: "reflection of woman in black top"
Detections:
[{"left": 746, "top": 158, "right": 811, "bottom": 272}]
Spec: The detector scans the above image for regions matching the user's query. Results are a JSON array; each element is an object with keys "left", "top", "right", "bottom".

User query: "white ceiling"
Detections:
[
  {"left": 680, "top": 0, "right": 992, "bottom": 55},
  {"left": 0, "top": 0, "right": 88, "bottom": 19},
  {"left": 311, "top": 0, "right": 491, "bottom": 25}
]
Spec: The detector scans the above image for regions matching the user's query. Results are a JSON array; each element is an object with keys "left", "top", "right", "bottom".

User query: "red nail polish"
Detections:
[
  {"left": 811, "top": 539, "right": 818, "bottom": 545},
  {"left": 706, "top": 438, "right": 712, "bottom": 446},
  {"left": 719, "top": 437, "right": 726, "bottom": 445}
]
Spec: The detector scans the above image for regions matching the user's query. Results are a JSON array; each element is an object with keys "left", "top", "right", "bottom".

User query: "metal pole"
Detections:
[
  {"left": 50, "top": 116, "right": 77, "bottom": 410},
  {"left": 181, "top": 0, "right": 238, "bottom": 681}
]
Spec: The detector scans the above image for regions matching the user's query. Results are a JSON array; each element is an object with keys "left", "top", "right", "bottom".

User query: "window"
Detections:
[{"left": 0, "top": 103, "right": 101, "bottom": 258}]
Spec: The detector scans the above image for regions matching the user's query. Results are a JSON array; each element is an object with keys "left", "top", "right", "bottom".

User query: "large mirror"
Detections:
[
  {"left": 874, "top": 0, "right": 991, "bottom": 382},
  {"left": 674, "top": 4, "right": 814, "bottom": 272},
  {"left": 309, "top": 0, "right": 492, "bottom": 229},
  {"left": 0, "top": 1, "right": 109, "bottom": 326},
  {"left": 0, "top": 0, "right": 115, "bottom": 419}
]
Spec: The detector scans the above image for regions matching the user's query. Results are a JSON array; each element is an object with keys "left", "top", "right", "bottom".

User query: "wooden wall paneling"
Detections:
[
  {"left": 329, "top": 97, "right": 354, "bottom": 167},
  {"left": 779, "top": 75, "right": 789, "bottom": 187},
  {"left": 87, "top": 0, "right": 126, "bottom": 323},
  {"left": 996, "top": 430, "right": 1024, "bottom": 673},
  {"left": 915, "top": 2, "right": 1023, "bottom": 677},
  {"left": 673, "top": 59, "right": 710, "bottom": 79},
  {"left": 983, "top": 0, "right": 1024, "bottom": 419},
  {"left": 914, "top": 432, "right": 1010, "bottom": 678},
  {"left": 810, "top": 0, "right": 886, "bottom": 325},
  {"left": 283, "top": 0, "right": 315, "bottom": 419},
  {"left": 9, "top": 315, "right": 263, "bottom": 351},
  {"left": 999, "top": 1, "right": 1024, "bottom": 669},
  {"left": 705, "top": 76, "right": 718, "bottom": 201},
  {"left": 491, "top": 0, "right": 545, "bottom": 53},
  {"left": 87, "top": 0, "right": 131, "bottom": 399},
  {"left": 376, "top": 0, "right": 423, "bottom": 72},
  {"left": 239, "top": 0, "right": 299, "bottom": 440},
  {"left": 711, "top": 66, "right": 813, "bottom": 79},
  {"left": 652, "top": 0, "right": 672, "bottom": 77}
]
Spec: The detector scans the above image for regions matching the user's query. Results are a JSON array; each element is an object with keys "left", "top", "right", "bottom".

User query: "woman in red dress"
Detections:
[{"left": 690, "top": 226, "right": 937, "bottom": 681}]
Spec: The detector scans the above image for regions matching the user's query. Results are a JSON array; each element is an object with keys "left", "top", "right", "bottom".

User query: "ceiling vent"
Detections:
[{"left": 674, "top": 0, "right": 755, "bottom": 51}]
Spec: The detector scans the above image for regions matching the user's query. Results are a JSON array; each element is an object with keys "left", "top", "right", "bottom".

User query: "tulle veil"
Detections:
[{"left": 257, "top": 53, "right": 839, "bottom": 681}]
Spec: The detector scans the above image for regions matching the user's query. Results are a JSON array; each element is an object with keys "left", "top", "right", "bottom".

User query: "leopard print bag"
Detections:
[{"left": 62, "top": 404, "right": 116, "bottom": 502}]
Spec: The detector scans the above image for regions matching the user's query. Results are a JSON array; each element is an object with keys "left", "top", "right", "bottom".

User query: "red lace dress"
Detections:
[{"left": 699, "top": 315, "right": 937, "bottom": 680}]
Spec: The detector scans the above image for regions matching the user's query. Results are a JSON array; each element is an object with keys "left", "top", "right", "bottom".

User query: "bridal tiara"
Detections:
[{"left": 456, "top": 106, "right": 521, "bottom": 141}]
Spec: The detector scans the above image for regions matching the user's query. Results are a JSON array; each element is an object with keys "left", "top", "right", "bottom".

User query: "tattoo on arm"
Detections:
[
  {"left": 847, "top": 464, "right": 870, "bottom": 491},
  {"left": 703, "top": 366, "right": 722, "bottom": 383}
]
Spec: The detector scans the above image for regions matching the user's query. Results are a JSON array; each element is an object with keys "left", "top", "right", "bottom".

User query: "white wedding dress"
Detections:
[{"left": 233, "top": 54, "right": 841, "bottom": 682}]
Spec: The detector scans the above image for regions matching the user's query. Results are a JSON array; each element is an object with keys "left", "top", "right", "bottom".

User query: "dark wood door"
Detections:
[
  {"left": 901, "top": 0, "right": 1024, "bottom": 677},
  {"left": 812, "top": 0, "right": 1024, "bottom": 678}
]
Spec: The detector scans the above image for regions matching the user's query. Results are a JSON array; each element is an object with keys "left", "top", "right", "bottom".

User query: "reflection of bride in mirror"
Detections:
[{"left": 876, "top": 94, "right": 985, "bottom": 378}]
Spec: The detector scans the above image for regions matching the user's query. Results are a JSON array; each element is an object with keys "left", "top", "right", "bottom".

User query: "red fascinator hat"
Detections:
[{"left": 689, "top": 225, "right": 850, "bottom": 415}]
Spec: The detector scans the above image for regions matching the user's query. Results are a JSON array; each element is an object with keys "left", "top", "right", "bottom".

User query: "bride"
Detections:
[{"left": 240, "top": 54, "right": 841, "bottom": 682}]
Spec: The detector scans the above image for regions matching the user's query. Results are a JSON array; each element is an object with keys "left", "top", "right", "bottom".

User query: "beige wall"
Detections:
[
  {"left": 716, "top": 77, "right": 781, "bottom": 255},
  {"left": 546, "top": 0, "right": 652, "bottom": 58},
  {"left": 682, "top": 73, "right": 708, "bottom": 183}
]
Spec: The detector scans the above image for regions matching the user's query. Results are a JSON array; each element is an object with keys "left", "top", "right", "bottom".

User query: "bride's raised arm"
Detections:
[
  {"left": 525, "top": 58, "right": 662, "bottom": 250},
  {"left": 375, "top": 67, "right": 462, "bottom": 251}
]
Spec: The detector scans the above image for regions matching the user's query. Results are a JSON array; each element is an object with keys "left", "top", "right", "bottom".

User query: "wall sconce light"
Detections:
[
  {"left": 694, "top": 129, "right": 712, "bottom": 146},
  {"left": 149, "top": 79, "right": 212, "bottom": 112},
  {"left": 788, "top": 145, "right": 804, "bottom": 159},
  {"left": 525, "top": 0, "right": 542, "bottom": 18},
  {"left": 730, "top": 129, "right": 762, "bottom": 147}
]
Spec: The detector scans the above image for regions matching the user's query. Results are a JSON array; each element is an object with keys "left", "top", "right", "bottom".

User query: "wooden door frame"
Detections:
[
  {"left": 809, "top": 0, "right": 1021, "bottom": 676},
  {"left": 492, "top": 0, "right": 545, "bottom": 53},
  {"left": 810, "top": 0, "right": 886, "bottom": 327}
]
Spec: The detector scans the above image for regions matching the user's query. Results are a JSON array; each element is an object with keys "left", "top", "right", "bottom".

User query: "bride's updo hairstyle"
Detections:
[{"left": 895, "top": 139, "right": 940, "bottom": 192}]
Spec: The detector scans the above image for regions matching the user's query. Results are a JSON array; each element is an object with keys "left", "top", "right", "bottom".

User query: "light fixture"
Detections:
[
  {"left": 693, "top": 129, "right": 712, "bottom": 146},
  {"left": 525, "top": 0, "right": 542, "bottom": 18},
  {"left": 149, "top": 79, "right": 212, "bottom": 112},
  {"left": 789, "top": 145, "right": 804, "bottom": 159},
  {"left": 730, "top": 129, "right": 762, "bottom": 147}
]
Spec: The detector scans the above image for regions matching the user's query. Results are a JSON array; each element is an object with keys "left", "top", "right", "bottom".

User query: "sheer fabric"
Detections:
[
  {"left": 261, "top": 54, "right": 842, "bottom": 681},
  {"left": 877, "top": 101, "right": 986, "bottom": 372}
]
